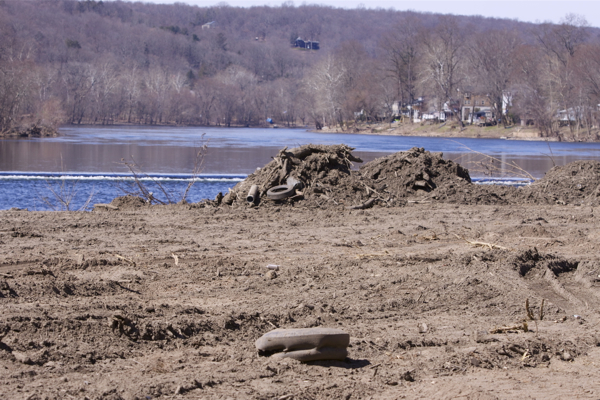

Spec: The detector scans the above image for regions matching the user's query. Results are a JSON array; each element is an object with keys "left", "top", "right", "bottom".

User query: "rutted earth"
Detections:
[{"left": 2, "top": 147, "right": 600, "bottom": 399}]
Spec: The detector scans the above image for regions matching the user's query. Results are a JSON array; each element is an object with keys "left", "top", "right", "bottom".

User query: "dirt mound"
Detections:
[
  {"left": 525, "top": 160, "right": 600, "bottom": 205},
  {"left": 223, "top": 145, "right": 521, "bottom": 208},
  {"left": 110, "top": 195, "right": 148, "bottom": 209},
  {"left": 360, "top": 147, "right": 471, "bottom": 189},
  {"left": 358, "top": 147, "right": 477, "bottom": 203},
  {"left": 218, "top": 146, "right": 600, "bottom": 209},
  {"left": 223, "top": 144, "right": 362, "bottom": 206}
]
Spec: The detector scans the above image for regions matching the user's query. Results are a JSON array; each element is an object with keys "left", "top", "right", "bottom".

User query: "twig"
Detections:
[
  {"left": 448, "top": 140, "right": 536, "bottom": 181},
  {"left": 526, "top": 298, "right": 535, "bottom": 320},
  {"left": 489, "top": 323, "right": 528, "bottom": 334},
  {"left": 421, "top": 232, "right": 438, "bottom": 241},
  {"left": 181, "top": 136, "right": 209, "bottom": 201},
  {"left": 259, "top": 316, "right": 277, "bottom": 328},
  {"left": 114, "top": 254, "right": 136, "bottom": 266},
  {"left": 543, "top": 139, "right": 557, "bottom": 167},
  {"left": 454, "top": 234, "right": 508, "bottom": 250}
]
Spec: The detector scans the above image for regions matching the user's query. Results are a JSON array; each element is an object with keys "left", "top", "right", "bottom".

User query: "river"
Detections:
[{"left": 2, "top": 125, "right": 600, "bottom": 210}]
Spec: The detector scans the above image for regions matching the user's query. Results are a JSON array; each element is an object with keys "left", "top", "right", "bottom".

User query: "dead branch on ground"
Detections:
[{"left": 454, "top": 234, "right": 509, "bottom": 250}]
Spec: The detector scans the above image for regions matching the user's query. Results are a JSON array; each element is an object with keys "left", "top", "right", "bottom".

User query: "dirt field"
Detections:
[{"left": 2, "top": 148, "right": 600, "bottom": 399}]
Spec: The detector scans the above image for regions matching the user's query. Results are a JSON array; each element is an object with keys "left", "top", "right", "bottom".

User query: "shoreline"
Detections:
[
  {"left": 3, "top": 121, "right": 595, "bottom": 144},
  {"left": 316, "top": 121, "right": 597, "bottom": 142}
]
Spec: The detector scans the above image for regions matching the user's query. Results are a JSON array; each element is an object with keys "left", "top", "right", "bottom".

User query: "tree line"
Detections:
[{"left": 1, "top": 0, "right": 600, "bottom": 139}]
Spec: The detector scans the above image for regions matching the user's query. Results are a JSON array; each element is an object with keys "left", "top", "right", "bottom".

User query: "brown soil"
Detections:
[{"left": 2, "top": 147, "right": 600, "bottom": 399}]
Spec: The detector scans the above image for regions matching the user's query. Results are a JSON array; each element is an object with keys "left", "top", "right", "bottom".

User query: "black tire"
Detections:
[{"left": 266, "top": 185, "right": 295, "bottom": 200}]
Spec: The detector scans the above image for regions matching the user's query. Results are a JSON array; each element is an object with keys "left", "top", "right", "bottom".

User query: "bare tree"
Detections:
[
  {"left": 513, "top": 45, "right": 558, "bottom": 137},
  {"left": 532, "top": 14, "right": 590, "bottom": 136},
  {"left": 465, "top": 29, "right": 522, "bottom": 125},
  {"left": 303, "top": 54, "right": 347, "bottom": 129},
  {"left": 379, "top": 15, "right": 422, "bottom": 121}
]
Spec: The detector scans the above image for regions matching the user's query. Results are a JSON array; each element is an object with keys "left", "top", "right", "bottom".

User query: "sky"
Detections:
[{"left": 119, "top": 0, "right": 600, "bottom": 28}]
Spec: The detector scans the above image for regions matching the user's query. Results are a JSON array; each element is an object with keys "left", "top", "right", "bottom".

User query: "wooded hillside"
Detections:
[{"left": 1, "top": 0, "right": 599, "bottom": 139}]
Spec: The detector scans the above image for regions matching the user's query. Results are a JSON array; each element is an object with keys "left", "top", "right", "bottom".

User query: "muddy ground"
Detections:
[
  {"left": 3, "top": 146, "right": 600, "bottom": 399},
  {"left": 2, "top": 198, "right": 600, "bottom": 399}
]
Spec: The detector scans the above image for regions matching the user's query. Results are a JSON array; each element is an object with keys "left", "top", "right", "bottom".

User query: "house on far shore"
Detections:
[
  {"left": 294, "top": 37, "right": 320, "bottom": 50},
  {"left": 202, "top": 21, "right": 217, "bottom": 29},
  {"left": 461, "top": 91, "right": 494, "bottom": 122}
]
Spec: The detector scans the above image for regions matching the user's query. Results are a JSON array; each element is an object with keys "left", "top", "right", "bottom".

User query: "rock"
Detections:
[
  {"left": 13, "top": 351, "right": 32, "bottom": 365},
  {"left": 265, "top": 270, "right": 277, "bottom": 280},
  {"left": 418, "top": 323, "right": 428, "bottom": 334},
  {"left": 74, "top": 254, "right": 85, "bottom": 265},
  {"left": 400, "top": 370, "right": 415, "bottom": 382},
  {"left": 562, "top": 351, "right": 572, "bottom": 361}
]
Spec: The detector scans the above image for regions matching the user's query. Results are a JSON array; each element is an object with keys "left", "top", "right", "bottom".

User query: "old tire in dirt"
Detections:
[{"left": 267, "top": 185, "right": 295, "bottom": 200}]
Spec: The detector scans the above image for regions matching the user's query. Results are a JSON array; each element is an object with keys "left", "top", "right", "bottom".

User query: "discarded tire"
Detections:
[
  {"left": 256, "top": 327, "right": 349, "bottom": 362},
  {"left": 266, "top": 185, "right": 295, "bottom": 200}
]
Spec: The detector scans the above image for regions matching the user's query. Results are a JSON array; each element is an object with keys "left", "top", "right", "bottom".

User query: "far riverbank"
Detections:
[{"left": 318, "top": 120, "right": 600, "bottom": 142}]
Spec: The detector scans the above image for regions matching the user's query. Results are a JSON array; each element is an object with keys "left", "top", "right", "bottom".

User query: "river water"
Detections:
[{"left": 2, "top": 125, "right": 600, "bottom": 210}]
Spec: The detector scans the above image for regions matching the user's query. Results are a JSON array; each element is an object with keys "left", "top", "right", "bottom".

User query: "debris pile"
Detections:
[
  {"left": 223, "top": 144, "right": 362, "bottom": 206},
  {"left": 216, "top": 145, "right": 600, "bottom": 209},
  {"left": 221, "top": 145, "right": 525, "bottom": 208}
]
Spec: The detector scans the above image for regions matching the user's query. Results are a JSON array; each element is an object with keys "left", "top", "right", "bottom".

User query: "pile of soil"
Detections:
[
  {"left": 109, "top": 195, "right": 148, "bottom": 209},
  {"left": 523, "top": 160, "right": 600, "bottom": 206},
  {"left": 223, "top": 145, "right": 600, "bottom": 209},
  {"left": 223, "top": 145, "right": 526, "bottom": 208}
]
